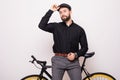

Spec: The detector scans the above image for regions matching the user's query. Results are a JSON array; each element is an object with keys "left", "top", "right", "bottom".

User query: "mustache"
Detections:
[{"left": 61, "top": 15, "right": 67, "bottom": 18}]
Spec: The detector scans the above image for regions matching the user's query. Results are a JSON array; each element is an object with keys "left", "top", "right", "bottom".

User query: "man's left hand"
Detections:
[{"left": 67, "top": 52, "right": 76, "bottom": 61}]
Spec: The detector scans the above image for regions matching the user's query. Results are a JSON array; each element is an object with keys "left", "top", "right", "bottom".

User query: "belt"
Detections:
[{"left": 55, "top": 53, "right": 68, "bottom": 57}]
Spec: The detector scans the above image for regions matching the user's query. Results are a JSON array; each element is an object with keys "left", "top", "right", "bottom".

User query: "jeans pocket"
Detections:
[{"left": 51, "top": 56, "right": 55, "bottom": 62}]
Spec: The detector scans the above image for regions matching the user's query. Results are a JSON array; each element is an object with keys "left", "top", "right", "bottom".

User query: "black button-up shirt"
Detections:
[{"left": 38, "top": 10, "right": 88, "bottom": 57}]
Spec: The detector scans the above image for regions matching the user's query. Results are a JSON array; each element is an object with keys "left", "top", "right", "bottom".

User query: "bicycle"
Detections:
[{"left": 21, "top": 52, "right": 116, "bottom": 80}]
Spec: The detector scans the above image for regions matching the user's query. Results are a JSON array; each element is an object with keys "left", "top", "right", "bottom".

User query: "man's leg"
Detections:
[
  {"left": 67, "top": 60, "right": 82, "bottom": 80},
  {"left": 51, "top": 56, "right": 66, "bottom": 80}
]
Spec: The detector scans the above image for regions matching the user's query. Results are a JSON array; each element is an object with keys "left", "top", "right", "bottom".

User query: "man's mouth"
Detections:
[{"left": 62, "top": 16, "right": 67, "bottom": 19}]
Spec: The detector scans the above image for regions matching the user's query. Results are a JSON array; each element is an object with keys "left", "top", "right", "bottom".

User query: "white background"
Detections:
[{"left": 0, "top": 0, "right": 120, "bottom": 80}]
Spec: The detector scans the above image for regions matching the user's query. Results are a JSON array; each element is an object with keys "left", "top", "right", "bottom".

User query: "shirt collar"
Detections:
[{"left": 62, "top": 20, "right": 74, "bottom": 27}]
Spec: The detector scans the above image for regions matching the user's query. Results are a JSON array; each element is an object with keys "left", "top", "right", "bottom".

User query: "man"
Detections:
[{"left": 38, "top": 3, "right": 88, "bottom": 80}]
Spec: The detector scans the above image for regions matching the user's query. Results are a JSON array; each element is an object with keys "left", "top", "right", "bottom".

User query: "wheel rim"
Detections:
[
  {"left": 84, "top": 73, "right": 115, "bottom": 80},
  {"left": 22, "top": 75, "right": 47, "bottom": 80},
  {"left": 24, "top": 76, "right": 39, "bottom": 80}
]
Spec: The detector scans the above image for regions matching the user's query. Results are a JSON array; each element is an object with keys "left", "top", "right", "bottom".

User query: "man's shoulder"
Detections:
[{"left": 73, "top": 23, "right": 84, "bottom": 31}]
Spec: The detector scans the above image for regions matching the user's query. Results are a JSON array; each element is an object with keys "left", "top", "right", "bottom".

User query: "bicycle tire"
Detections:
[
  {"left": 83, "top": 72, "right": 116, "bottom": 80},
  {"left": 21, "top": 75, "right": 48, "bottom": 80}
]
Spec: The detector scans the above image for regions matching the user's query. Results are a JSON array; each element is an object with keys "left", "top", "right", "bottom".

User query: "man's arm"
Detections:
[
  {"left": 77, "top": 29, "right": 88, "bottom": 57},
  {"left": 67, "top": 29, "right": 88, "bottom": 61},
  {"left": 38, "top": 10, "right": 54, "bottom": 33},
  {"left": 38, "top": 5, "right": 59, "bottom": 33}
]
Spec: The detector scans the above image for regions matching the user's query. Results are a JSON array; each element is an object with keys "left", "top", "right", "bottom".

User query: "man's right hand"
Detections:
[{"left": 50, "top": 4, "right": 59, "bottom": 12}]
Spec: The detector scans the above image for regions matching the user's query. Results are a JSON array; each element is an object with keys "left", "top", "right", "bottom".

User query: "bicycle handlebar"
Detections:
[
  {"left": 30, "top": 55, "right": 47, "bottom": 67},
  {"left": 30, "top": 55, "right": 37, "bottom": 63},
  {"left": 31, "top": 55, "right": 37, "bottom": 61}
]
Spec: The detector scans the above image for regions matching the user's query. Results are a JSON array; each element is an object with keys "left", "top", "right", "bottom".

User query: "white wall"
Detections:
[{"left": 0, "top": 0, "right": 120, "bottom": 80}]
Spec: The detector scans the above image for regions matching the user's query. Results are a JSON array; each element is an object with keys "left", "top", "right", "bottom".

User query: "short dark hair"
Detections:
[{"left": 58, "top": 3, "right": 71, "bottom": 11}]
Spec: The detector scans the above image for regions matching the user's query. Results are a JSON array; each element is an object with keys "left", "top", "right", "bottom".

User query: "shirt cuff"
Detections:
[{"left": 74, "top": 52, "right": 78, "bottom": 58}]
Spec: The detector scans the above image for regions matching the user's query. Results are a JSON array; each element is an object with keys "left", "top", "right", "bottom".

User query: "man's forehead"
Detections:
[{"left": 58, "top": 7, "right": 70, "bottom": 12}]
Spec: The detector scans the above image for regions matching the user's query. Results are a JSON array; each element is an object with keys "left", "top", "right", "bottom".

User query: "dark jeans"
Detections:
[{"left": 51, "top": 56, "right": 81, "bottom": 80}]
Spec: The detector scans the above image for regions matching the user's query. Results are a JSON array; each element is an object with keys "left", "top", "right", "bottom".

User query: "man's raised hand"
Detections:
[{"left": 50, "top": 4, "right": 59, "bottom": 12}]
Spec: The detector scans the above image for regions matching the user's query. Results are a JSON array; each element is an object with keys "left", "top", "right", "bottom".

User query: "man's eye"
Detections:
[{"left": 64, "top": 10, "right": 66, "bottom": 12}]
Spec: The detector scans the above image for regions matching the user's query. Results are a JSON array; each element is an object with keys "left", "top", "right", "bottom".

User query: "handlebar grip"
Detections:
[{"left": 31, "top": 55, "right": 37, "bottom": 60}]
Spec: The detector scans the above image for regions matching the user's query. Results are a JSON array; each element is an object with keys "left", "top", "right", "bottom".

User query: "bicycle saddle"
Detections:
[{"left": 84, "top": 52, "right": 95, "bottom": 58}]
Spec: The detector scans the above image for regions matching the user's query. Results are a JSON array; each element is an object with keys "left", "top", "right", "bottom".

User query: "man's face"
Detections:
[{"left": 58, "top": 7, "right": 71, "bottom": 22}]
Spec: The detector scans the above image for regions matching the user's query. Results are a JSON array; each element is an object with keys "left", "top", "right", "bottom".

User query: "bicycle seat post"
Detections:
[
  {"left": 81, "top": 52, "right": 95, "bottom": 70},
  {"left": 81, "top": 57, "right": 87, "bottom": 72}
]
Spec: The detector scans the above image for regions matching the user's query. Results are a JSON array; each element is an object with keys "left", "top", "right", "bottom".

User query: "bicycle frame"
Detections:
[
  {"left": 81, "top": 57, "right": 92, "bottom": 80},
  {"left": 30, "top": 52, "right": 95, "bottom": 80},
  {"left": 22, "top": 52, "right": 116, "bottom": 80},
  {"left": 39, "top": 65, "right": 52, "bottom": 79}
]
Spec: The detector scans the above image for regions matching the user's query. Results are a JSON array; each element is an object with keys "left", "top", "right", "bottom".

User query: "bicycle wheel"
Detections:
[
  {"left": 83, "top": 72, "right": 116, "bottom": 80},
  {"left": 21, "top": 75, "right": 48, "bottom": 80}
]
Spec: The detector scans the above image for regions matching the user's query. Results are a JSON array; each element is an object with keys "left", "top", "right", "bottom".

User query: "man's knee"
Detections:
[{"left": 67, "top": 67, "right": 82, "bottom": 80}]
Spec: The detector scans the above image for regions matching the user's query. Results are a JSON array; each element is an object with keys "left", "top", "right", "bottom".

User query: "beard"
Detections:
[{"left": 61, "top": 14, "right": 71, "bottom": 22}]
